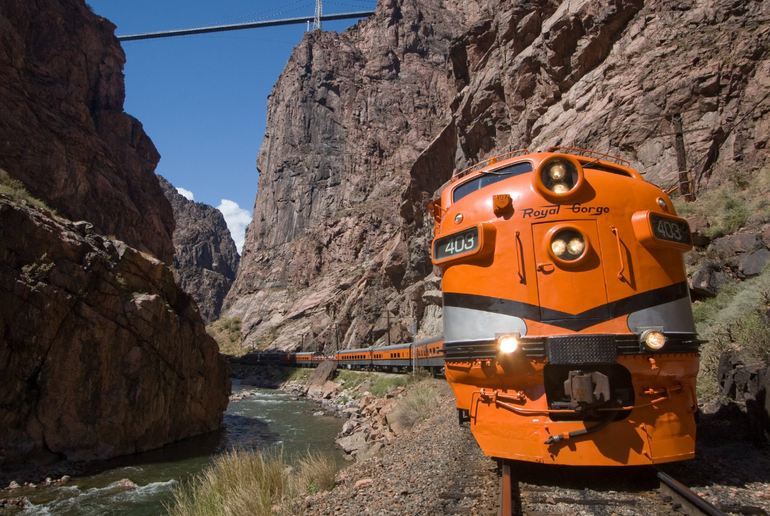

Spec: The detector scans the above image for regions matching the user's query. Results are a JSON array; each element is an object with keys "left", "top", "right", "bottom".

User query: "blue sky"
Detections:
[{"left": 88, "top": 0, "right": 374, "bottom": 250}]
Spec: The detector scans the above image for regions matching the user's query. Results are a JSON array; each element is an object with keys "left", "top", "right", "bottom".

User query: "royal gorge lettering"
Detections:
[
  {"left": 521, "top": 204, "right": 610, "bottom": 219},
  {"left": 522, "top": 205, "right": 560, "bottom": 219}
]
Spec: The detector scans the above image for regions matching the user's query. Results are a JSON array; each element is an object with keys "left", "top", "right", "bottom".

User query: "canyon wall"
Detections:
[
  {"left": 0, "top": 0, "right": 174, "bottom": 263},
  {"left": 0, "top": 0, "right": 231, "bottom": 470},
  {"left": 226, "top": 0, "right": 488, "bottom": 350},
  {"left": 228, "top": 0, "right": 770, "bottom": 351},
  {"left": 0, "top": 193, "right": 229, "bottom": 468},
  {"left": 159, "top": 176, "right": 240, "bottom": 323}
]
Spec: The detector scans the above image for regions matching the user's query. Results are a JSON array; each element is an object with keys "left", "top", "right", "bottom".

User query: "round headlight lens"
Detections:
[
  {"left": 567, "top": 237, "right": 585, "bottom": 256},
  {"left": 541, "top": 159, "right": 577, "bottom": 195},
  {"left": 550, "top": 229, "right": 586, "bottom": 261},
  {"left": 552, "top": 182, "right": 569, "bottom": 194},
  {"left": 497, "top": 335, "right": 520, "bottom": 354},
  {"left": 642, "top": 330, "right": 667, "bottom": 350},
  {"left": 551, "top": 239, "right": 567, "bottom": 257},
  {"left": 548, "top": 162, "right": 567, "bottom": 181}
]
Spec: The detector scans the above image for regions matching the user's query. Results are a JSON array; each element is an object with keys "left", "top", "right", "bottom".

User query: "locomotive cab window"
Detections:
[{"left": 452, "top": 162, "right": 533, "bottom": 202}]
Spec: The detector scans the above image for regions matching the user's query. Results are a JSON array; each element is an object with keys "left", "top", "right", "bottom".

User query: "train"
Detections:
[
  {"left": 242, "top": 336, "right": 445, "bottom": 375},
  {"left": 428, "top": 147, "right": 700, "bottom": 468},
  {"left": 244, "top": 147, "right": 700, "bottom": 476}
]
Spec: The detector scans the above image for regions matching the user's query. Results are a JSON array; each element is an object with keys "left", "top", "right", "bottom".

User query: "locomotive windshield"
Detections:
[{"left": 452, "top": 161, "right": 532, "bottom": 202}]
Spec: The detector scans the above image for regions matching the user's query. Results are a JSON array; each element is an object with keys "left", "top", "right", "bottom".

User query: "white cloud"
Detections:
[
  {"left": 176, "top": 187, "right": 194, "bottom": 201},
  {"left": 217, "top": 199, "right": 252, "bottom": 254}
]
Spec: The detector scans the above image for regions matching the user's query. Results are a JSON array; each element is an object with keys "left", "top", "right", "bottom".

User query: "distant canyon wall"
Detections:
[
  {"left": 159, "top": 176, "right": 240, "bottom": 323},
  {"left": 227, "top": 0, "right": 769, "bottom": 351}
]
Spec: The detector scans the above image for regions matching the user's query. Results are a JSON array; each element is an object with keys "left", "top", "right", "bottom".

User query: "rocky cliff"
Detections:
[
  {"left": 0, "top": 191, "right": 229, "bottom": 469},
  {"left": 158, "top": 176, "right": 240, "bottom": 323},
  {"left": 227, "top": 0, "right": 770, "bottom": 351},
  {"left": 0, "top": 0, "right": 174, "bottom": 263},
  {"left": 0, "top": 0, "right": 231, "bottom": 472},
  {"left": 226, "top": 0, "right": 487, "bottom": 350}
]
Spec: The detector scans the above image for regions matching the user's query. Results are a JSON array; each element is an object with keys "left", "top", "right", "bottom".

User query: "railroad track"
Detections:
[
  {"left": 657, "top": 471, "right": 726, "bottom": 516},
  {"left": 497, "top": 461, "right": 727, "bottom": 516}
]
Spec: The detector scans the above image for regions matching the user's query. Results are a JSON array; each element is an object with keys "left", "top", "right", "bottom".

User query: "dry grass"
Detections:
[
  {"left": 167, "top": 449, "right": 338, "bottom": 516},
  {"left": 334, "top": 369, "right": 430, "bottom": 397},
  {"left": 0, "top": 169, "right": 55, "bottom": 213},
  {"left": 295, "top": 451, "right": 337, "bottom": 494},
  {"left": 206, "top": 317, "right": 244, "bottom": 356},
  {"left": 387, "top": 381, "right": 440, "bottom": 430}
]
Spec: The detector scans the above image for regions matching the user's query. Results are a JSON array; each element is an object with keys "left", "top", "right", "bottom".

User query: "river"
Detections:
[{"left": 14, "top": 382, "right": 343, "bottom": 515}]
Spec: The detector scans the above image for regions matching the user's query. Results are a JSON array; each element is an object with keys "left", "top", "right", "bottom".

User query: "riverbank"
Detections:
[
  {"left": 0, "top": 383, "right": 343, "bottom": 514},
  {"left": 229, "top": 363, "right": 499, "bottom": 514}
]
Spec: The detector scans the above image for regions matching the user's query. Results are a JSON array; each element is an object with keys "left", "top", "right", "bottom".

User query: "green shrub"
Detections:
[
  {"left": 286, "top": 367, "right": 312, "bottom": 383},
  {"left": 334, "top": 369, "right": 430, "bottom": 397},
  {"left": 674, "top": 166, "right": 770, "bottom": 239},
  {"left": 206, "top": 317, "right": 243, "bottom": 356},
  {"left": 694, "top": 266, "right": 770, "bottom": 398},
  {"left": 0, "top": 169, "right": 55, "bottom": 213}
]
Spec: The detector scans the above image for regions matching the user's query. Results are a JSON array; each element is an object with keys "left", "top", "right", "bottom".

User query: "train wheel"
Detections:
[{"left": 498, "top": 460, "right": 522, "bottom": 516}]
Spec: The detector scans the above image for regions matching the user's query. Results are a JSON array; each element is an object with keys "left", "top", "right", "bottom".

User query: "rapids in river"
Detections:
[{"left": 14, "top": 382, "right": 343, "bottom": 515}]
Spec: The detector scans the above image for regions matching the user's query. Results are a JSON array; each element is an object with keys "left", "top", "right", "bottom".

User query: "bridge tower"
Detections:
[{"left": 313, "top": 0, "right": 323, "bottom": 30}]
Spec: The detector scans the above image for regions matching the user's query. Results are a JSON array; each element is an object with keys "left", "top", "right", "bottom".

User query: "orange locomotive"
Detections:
[{"left": 429, "top": 148, "right": 699, "bottom": 467}]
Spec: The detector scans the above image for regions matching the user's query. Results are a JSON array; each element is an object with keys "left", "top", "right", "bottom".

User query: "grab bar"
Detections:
[
  {"left": 610, "top": 225, "right": 627, "bottom": 283},
  {"left": 515, "top": 231, "right": 525, "bottom": 283}
]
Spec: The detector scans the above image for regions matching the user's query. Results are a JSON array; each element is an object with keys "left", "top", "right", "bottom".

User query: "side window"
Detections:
[{"left": 452, "top": 162, "right": 533, "bottom": 203}]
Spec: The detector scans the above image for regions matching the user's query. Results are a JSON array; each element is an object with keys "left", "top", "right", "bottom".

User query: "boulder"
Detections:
[
  {"left": 336, "top": 432, "right": 368, "bottom": 454},
  {"left": 717, "top": 351, "right": 769, "bottom": 444},
  {"left": 689, "top": 265, "right": 722, "bottom": 298},
  {"left": 738, "top": 249, "right": 770, "bottom": 278}
]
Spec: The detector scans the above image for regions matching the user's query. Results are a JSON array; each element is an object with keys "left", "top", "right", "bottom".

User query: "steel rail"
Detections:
[
  {"left": 657, "top": 471, "right": 726, "bottom": 516},
  {"left": 117, "top": 11, "right": 375, "bottom": 41}
]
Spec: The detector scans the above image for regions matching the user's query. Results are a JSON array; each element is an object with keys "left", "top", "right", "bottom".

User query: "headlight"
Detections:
[
  {"left": 552, "top": 182, "right": 569, "bottom": 194},
  {"left": 551, "top": 238, "right": 567, "bottom": 256},
  {"left": 541, "top": 159, "right": 577, "bottom": 195},
  {"left": 497, "top": 334, "right": 520, "bottom": 354},
  {"left": 548, "top": 162, "right": 567, "bottom": 181},
  {"left": 550, "top": 229, "right": 585, "bottom": 261},
  {"left": 641, "top": 330, "right": 666, "bottom": 351},
  {"left": 567, "top": 237, "right": 585, "bottom": 255}
]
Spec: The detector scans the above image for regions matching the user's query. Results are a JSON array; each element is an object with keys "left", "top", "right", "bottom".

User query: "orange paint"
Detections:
[{"left": 431, "top": 150, "right": 699, "bottom": 466}]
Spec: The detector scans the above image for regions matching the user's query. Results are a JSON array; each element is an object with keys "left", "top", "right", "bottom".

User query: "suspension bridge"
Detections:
[{"left": 117, "top": 0, "right": 376, "bottom": 42}]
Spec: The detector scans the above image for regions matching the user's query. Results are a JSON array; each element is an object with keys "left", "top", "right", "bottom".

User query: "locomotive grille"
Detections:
[
  {"left": 545, "top": 335, "right": 616, "bottom": 364},
  {"left": 443, "top": 334, "right": 701, "bottom": 361}
]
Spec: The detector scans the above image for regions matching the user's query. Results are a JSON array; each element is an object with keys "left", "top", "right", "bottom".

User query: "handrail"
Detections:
[
  {"left": 515, "top": 231, "right": 525, "bottom": 284},
  {"left": 451, "top": 148, "right": 531, "bottom": 181},
  {"left": 545, "top": 146, "right": 631, "bottom": 166},
  {"left": 610, "top": 225, "right": 628, "bottom": 283}
]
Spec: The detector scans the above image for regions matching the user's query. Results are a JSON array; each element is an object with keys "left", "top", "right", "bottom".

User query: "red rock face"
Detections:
[
  {"left": 158, "top": 176, "right": 240, "bottom": 323},
  {"left": 228, "top": 0, "right": 770, "bottom": 351},
  {"left": 0, "top": 0, "right": 174, "bottom": 263},
  {"left": 226, "top": 0, "right": 487, "bottom": 350},
  {"left": 0, "top": 0, "right": 230, "bottom": 471},
  {"left": 0, "top": 195, "right": 230, "bottom": 468}
]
